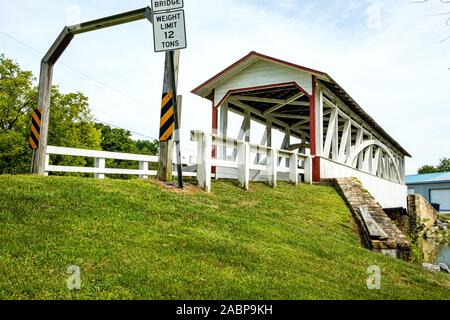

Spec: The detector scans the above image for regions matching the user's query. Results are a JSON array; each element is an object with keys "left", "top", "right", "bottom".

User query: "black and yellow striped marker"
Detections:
[
  {"left": 159, "top": 92, "right": 175, "bottom": 142},
  {"left": 29, "top": 108, "right": 42, "bottom": 150}
]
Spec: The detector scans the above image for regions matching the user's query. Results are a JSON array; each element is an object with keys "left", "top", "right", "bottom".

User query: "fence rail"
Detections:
[
  {"left": 191, "top": 131, "right": 312, "bottom": 192},
  {"left": 45, "top": 146, "right": 197, "bottom": 179}
]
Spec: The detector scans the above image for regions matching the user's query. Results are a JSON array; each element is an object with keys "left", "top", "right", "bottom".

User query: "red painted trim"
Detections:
[
  {"left": 191, "top": 51, "right": 326, "bottom": 95},
  {"left": 310, "top": 76, "right": 321, "bottom": 182},
  {"left": 214, "top": 81, "right": 310, "bottom": 109}
]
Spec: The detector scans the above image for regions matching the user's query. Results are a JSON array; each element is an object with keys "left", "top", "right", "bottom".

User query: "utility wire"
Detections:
[
  {"left": 0, "top": 30, "right": 161, "bottom": 113},
  {"left": 1, "top": 30, "right": 197, "bottom": 154},
  {"left": 95, "top": 119, "right": 197, "bottom": 153}
]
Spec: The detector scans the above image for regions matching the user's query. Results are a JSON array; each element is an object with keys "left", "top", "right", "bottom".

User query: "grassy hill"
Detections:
[{"left": 0, "top": 175, "right": 449, "bottom": 300}]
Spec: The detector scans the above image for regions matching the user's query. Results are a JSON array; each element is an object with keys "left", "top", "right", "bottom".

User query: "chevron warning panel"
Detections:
[
  {"left": 159, "top": 92, "right": 175, "bottom": 142},
  {"left": 29, "top": 108, "right": 42, "bottom": 150}
]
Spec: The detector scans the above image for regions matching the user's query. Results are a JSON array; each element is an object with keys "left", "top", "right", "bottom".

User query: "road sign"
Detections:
[
  {"left": 151, "top": 0, "right": 184, "bottom": 13},
  {"left": 29, "top": 109, "right": 42, "bottom": 150},
  {"left": 152, "top": 10, "right": 187, "bottom": 52}
]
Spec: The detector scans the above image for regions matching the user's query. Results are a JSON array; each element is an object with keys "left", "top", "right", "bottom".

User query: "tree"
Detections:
[
  {"left": 135, "top": 139, "right": 159, "bottom": 156},
  {"left": 436, "top": 158, "right": 450, "bottom": 172},
  {"left": 0, "top": 54, "right": 36, "bottom": 174},
  {"left": 418, "top": 158, "right": 450, "bottom": 174},
  {"left": 418, "top": 165, "right": 438, "bottom": 175},
  {"left": 95, "top": 124, "right": 159, "bottom": 178},
  {"left": 0, "top": 53, "right": 102, "bottom": 174}
]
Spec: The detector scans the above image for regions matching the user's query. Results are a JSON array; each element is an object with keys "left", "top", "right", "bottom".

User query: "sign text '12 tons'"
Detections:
[
  {"left": 153, "top": 10, "right": 187, "bottom": 52},
  {"left": 151, "top": 0, "right": 184, "bottom": 12}
]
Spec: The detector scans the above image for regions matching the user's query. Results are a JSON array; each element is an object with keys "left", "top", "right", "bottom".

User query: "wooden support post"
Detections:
[
  {"left": 237, "top": 142, "right": 250, "bottom": 191},
  {"left": 373, "top": 148, "right": 381, "bottom": 176},
  {"left": 196, "top": 132, "right": 212, "bottom": 192},
  {"left": 139, "top": 161, "right": 149, "bottom": 179},
  {"left": 94, "top": 158, "right": 106, "bottom": 179},
  {"left": 267, "top": 148, "right": 278, "bottom": 188},
  {"left": 157, "top": 50, "right": 179, "bottom": 182},
  {"left": 289, "top": 153, "right": 299, "bottom": 186},
  {"left": 44, "top": 154, "right": 50, "bottom": 176},
  {"left": 338, "top": 119, "right": 351, "bottom": 162},
  {"left": 266, "top": 121, "right": 272, "bottom": 148},
  {"left": 316, "top": 86, "right": 324, "bottom": 157},
  {"left": 219, "top": 101, "right": 228, "bottom": 160},
  {"left": 280, "top": 128, "right": 291, "bottom": 166},
  {"left": 304, "top": 156, "right": 312, "bottom": 184},
  {"left": 332, "top": 111, "right": 339, "bottom": 161},
  {"left": 243, "top": 110, "right": 251, "bottom": 143},
  {"left": 33, "top": 61, "right": 53, "bottom": 175}
]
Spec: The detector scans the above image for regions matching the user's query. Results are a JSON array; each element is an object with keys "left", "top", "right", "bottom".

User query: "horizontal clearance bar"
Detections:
[
  {"left": 46, "top": 146, "right": 159, "bottom": 162},
  {"left": 68, "top": 7, "right": 149, "bottom": 35}
]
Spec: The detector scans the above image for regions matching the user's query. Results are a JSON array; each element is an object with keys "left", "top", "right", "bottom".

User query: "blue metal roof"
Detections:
[{"left": 406, "top": 172, "right": 450, "bottom": 185}]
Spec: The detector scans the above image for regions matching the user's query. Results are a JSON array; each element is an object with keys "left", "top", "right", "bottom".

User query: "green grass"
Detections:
[{"left": 0, "top": 175, "right": 449, "bottom": 300}]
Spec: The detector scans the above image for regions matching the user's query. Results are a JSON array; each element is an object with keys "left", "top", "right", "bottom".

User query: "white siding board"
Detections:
[
  {"left": 214, "top": 60, "right": 313, "bottom": 106},
  {"left": 320, "top": 157, "right": 407, "bottom": 209}
]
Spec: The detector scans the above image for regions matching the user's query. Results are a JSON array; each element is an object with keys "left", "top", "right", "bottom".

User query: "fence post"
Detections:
[
  {"left": 289, "top": 153, "right": 298, "bottom": 186},
  {"left": 196, "top": 132, "right": 212, "bottom": 192},
  {"left": 237, "top": 142, "right": 250, "bottom": 190},
  {"left": 267, "top": 148, "right": 278, "bottom": 188},
  {"left": 304, "top": 156, "right": 313, "bottom": 184},
  {"left": 139, "top": 161, "right": 149, "bottom": 179},
  {"left": 44, "top": 153, "right": 50, "bottom": 177},
  {"left": 94, "top": 158, "right": 106, "bottom": 179}
]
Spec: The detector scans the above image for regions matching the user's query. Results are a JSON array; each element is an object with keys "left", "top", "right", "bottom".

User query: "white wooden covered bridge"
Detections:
[
  {"left": 42, "top": 50, "right": 410, "bottom": 210},
  {"left": 190, "top": 51, "right": 410, "bottom": 209}
]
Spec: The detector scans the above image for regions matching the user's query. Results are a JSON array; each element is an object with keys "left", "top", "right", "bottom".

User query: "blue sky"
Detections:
[{"left": 1, "top": 0, "right": 449, "bottom": 173}]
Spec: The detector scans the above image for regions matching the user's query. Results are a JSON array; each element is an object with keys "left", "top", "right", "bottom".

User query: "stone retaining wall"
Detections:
[{"left": 329, "top": 177, "right": 411, "bottom": 260}]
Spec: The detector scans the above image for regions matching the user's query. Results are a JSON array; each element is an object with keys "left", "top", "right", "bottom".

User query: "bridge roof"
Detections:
[{"left": 192, "top": 51, "right": 411, "bottom": 157}]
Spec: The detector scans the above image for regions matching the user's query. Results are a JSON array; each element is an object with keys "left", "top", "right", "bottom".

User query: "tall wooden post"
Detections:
[
  {"left": 157, "top": 50, "right": 179, "bottom": 182},
  {"left": 32, "top": 61, "right": 53, "bottom": 175}
]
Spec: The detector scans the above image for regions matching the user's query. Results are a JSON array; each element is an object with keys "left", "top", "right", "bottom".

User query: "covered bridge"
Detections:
[{"left": 191, "top": 51, "right": 410, "bottom": 208}]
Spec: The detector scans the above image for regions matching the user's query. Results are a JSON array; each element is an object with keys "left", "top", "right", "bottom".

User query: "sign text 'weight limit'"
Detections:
[{"left": 153, "top": 10, "right": 187, "bottom": 52}]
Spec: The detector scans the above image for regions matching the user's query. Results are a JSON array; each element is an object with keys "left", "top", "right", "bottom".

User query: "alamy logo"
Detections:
[
  {"left": 365, "top": 2, "right": 382, "bottom": 30},
  {"left": 367, "top": 265, "right": 381, "bottom": 290},
  {"left": 66, "top": 265, "right": 81, "bottom": 291}
]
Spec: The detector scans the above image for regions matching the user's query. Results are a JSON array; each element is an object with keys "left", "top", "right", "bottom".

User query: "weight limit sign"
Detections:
[{"left": 152, "top": 9, "right": 187, "bottom": 52}]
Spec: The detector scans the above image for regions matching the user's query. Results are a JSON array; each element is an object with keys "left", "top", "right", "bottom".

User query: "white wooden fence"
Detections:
[
  {"left": 45, "top": 146, "right": 159, "bottom": 179},
  {"left": 191, "top": 131, "right": 312, "bottom": 192},
  {"left": 45, "top": 146, "right": 198, "bottom": 179}
]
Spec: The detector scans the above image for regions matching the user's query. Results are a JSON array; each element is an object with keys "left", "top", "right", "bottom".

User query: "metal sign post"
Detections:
[{"left": 151, "top": 1, "right": 187, "bottom": 189}]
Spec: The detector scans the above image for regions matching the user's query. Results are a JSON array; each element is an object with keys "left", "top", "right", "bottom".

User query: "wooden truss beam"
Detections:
[
  {"left": 229, "top": 95, "right": 309, "bottom": 107},
  {"left": 264, "top": 92, "right": 305, "bottom": 115}
]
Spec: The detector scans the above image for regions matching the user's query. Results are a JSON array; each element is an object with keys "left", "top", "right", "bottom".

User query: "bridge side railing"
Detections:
[{"left": 191, "top": 131, "right": 312, "bottom": 192}]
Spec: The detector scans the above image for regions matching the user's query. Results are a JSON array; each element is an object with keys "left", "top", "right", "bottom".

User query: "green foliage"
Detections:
[
  {"left": 418, "top": 158, "right": 450, "bottom": 174},
  {"left": 0, "top": 53, "right": 103, "bottom": 174},
  {"left": 436, "top": 158, "right": 450, "bottom": 173},
  {"left": 0, "top": 54, "right": 36, "bottom": 174},
  {"left": 418, "top": 165, "right": 438, "bottom": 175},
  {"left": 48, "top": 88, "right": 102, "bottom": 169},
  {"left": 0, "top": 176, "right": 449, "bottom": 300},
  {"left": 0, "top": 53, "right": 158, "bottom": 175},
  {"left": 95, "top": 124, "right": 159, "bottom": 179},
  {"left": 135, "top": 139, "right": 159, "bottom": 156}
]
